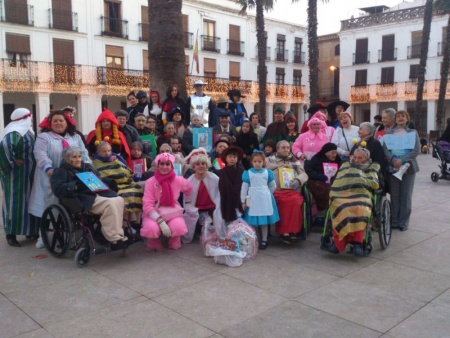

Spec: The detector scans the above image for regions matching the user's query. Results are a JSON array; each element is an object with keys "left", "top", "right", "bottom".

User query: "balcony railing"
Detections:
[
  {"left": 48, "top": 8, "right": 78, "bottom": 31},
  {"left": 201, "top": 35, "right": 220, "bottom": 53},
  {"left": 275, "top": 48, "right": 288, "bottom": 62},
  {"left": 0, "top": 2, "right": 34, "bottom": 26},
  {"left": 227, "top": 39, "right": 245, "bottom": 56},
  {"left": 353, "top": 52, "right": 370, "bottom": 64},
  {"left": 255, "top": 47, "right": 271, "bottom": 60},
  {"left": 438, "top": 42, "right": 443, "bottom": 56},
  {"left": 407, "top": 44, "right": 421, "bottom": 59},
  {"left": 101, "top": 16, "right": 128, "bottom": 39},
  {"left": 184, "top": 32, "right": 193, "bottom": 49},
  {"left": 378, "top": 48, "right": 397, "bottom": 62},
  {"left": 139, "top": 23, "right": 149, "bottom": 42},
  {"left": 293, "top": 50, "right": 305, "bottom": 64},
  {"left": 0, "top": 59, "right": 308, "bottom": 103}
]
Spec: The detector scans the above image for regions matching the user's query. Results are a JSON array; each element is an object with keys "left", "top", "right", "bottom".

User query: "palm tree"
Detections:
[
  {"left": 292, "top": 0, "right": 328, "bottom": 104},
  {"left": 414, "top": 0, "right": 434, "bottom": 136},
  {"left": 435, "top": 0, "right": 450, "bottom": 130},
  {"left": 236, "top": 0, "right": 275, "bottom": 125},
  {"left": 148, "top": 0, "right": 187, "bottom": 100}
]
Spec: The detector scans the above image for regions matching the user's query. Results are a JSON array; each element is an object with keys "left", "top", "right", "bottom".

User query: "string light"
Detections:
[{"left": 0, "top": 60, "right": 306, "bottom": 103}]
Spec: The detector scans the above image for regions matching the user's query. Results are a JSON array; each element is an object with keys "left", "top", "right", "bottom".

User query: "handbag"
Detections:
[{"left": 157, "top": 202, "right": 184, "bottom": 222}]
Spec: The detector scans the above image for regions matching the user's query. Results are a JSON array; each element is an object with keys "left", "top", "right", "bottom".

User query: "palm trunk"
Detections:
[
  {"left": 436, "top": 14, "right": 450, "bottom": 130},
  {"left": 256, "top": 1, "right": 267, "bottom": 125},
  {"left": 414, "top": 0, "right": 434, "bottom": 136},
  {"left": 148, "top": 0, "right": 187, "bottom": 100},
  {"left": 307, "top": 0, "right": 319, "bottom": 104}
]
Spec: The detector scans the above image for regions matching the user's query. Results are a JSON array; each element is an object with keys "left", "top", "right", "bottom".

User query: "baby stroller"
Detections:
[{"left": 431, "top": 140, "right": 450, "bottom": 182}]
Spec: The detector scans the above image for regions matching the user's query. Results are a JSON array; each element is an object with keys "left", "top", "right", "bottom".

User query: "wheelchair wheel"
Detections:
[
  {"left": 74, "top": 246, "right": 90, "bottom": 268},
  {"left": 431, "top": 172, "right": 439, "bottom": 182},
  {"left": 320, "top": 210, "right": 333, "bottom": 250},
  {"left": 377, "top": 196, "right": 391, "bottom": 249},
  {"left": 302, "top": 186, "right": 313, "bottom": 237},
  {"left": 41, "top": 204, "right": 73, "bottom": 257}
]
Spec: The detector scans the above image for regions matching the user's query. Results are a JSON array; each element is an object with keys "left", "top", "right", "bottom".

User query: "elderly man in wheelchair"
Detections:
[
  {"left": 50, "top": 146, "right": 128, "bottom": 252},
  {"left": 320, "top": 147, "right": 391, "bottom": 256}
]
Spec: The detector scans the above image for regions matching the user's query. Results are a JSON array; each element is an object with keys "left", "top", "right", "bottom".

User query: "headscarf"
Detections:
[
  {"left": 0, "top": 108, "right": 33, "bottom": 142},
  {"left": 150, "top": 90, "right": 162, "bottom": 108},
  {"left": 153, "top": 153, "right": 176, "bottom": 207}
]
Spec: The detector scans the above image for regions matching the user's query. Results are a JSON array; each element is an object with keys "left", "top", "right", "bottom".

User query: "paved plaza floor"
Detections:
[{"left": 1, "top": 153, "right": 449, "bottom": 338}]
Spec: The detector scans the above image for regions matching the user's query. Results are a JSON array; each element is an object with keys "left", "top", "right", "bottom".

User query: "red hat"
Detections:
[{"left": 95, "top": 109, "right": 119, "bottom": 126}]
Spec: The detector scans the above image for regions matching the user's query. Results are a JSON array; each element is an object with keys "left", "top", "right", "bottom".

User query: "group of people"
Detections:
[{"left": 0, "top": 89, "right": 420, "bottom": 258}]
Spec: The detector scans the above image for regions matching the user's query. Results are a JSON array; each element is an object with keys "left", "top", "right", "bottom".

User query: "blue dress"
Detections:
[{"left": 241, "top": 168, "right": 280, "bottom": 226}]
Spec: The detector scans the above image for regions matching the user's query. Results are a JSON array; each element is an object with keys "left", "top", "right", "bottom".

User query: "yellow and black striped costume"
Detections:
[
  {"left": 329, "top": 161, "right": 380, "bottom": 240},
  {"left": 92, "top": 159, "right": 143, "bottom": 213}
]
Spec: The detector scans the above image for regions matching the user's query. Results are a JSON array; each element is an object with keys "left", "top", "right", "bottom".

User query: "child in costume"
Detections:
[{"left": 240, "top": 151, "right": 279, "bottom": 249}]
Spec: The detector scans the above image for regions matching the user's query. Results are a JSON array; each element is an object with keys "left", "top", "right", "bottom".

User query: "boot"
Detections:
[
  {"left": 146, "top": 238, "right": 163, "bottom": 251},
  {"left": 168, "top": 236, "right": 182, "bottom": 250},
  {"left": 6, "top": 235, "right": 20, "bottom": 247}
]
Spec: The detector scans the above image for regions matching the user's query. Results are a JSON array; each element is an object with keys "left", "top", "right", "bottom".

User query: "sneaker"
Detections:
[
  {"left": 281, "top": 235, "right": 291, "bottom": 245},
  {"left": 35, "top": 237, "right": 45, "bottom": 249},
  {"left": 110, "top": 239, "right": 127, "bottom": 251},
  {"left": 352, "top": 244, "right": 364, "bottom": 256}
]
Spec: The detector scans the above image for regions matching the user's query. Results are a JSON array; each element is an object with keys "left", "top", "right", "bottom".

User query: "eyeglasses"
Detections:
[{"left": 158, "top": 162, "right": 172, "bottom": 166}]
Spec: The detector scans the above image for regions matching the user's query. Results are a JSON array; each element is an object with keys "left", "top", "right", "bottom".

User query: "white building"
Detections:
[
  {"left": 0, "top": 0, "right": 308, "bottom": 133},
  {"left": 338, "top": 0, "right": 449, "bottom": 133}
]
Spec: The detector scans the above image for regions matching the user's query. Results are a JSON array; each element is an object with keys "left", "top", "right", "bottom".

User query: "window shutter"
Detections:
[
  {"left": 295, "top": 37, "right": 302, "bottom": 44},
  {"left": 409, "top": 64, "right": 420, "bottom": 79},
  {"left": 229, "top": 25, "right": 240, "bottom": 41},
  {"left": 6, "top": 33, "right": 31, "bottom": 54},
  {"left": 293, "top": 69, "right": 302, "bottom": 77},
  {"left": 143, "top": 50, "right": 149, "bottom": 71},
  {"left": 355, "top": 69, "right": 367, "bottom": 86},
  {"left": 276, "top": 67, "right": 285, "bottom": 75},
  {"left": 5, "top": 0, "right": 28, "bottom": 25},
  {"left": 277, "top": 34, "right": 286, "bottom": 41},
  {"left": 411, "top": 31, "right": 422, "bottom": 46},
  {"left": 141, "top": 5, "right": 148, "bottom": 24},
  {"left": 204, "top": 58, "right": 216, "bottom": 72},
  {"left": 381, "top": 67, "right": 394, "bottom": 84},
  {"left": 229, "top": 61, "right": 240, "bottom": 78},
  {"left": 182, "top": 14, "right": 188, "bottom": 32},
  {"left": 105, "top": 45, "right": 124, "bottom": 58},
  {"left": 53, "top": 39, "right": 75, "bottom": 64}
]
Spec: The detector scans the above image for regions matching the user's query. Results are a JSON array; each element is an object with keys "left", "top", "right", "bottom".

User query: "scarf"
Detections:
[
  {"left": 154, "top": 169, "right": 176, "bottom": 207},
  {"left": 49, "top": 131, "right": 70, "bottom": 149}
]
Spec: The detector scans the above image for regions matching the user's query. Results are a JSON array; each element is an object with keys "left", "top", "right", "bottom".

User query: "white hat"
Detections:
[
  {"left": 0, "top": 108, "right": 33, "bottom": 142},
  {"left": 194, "top": 80, "right": 208, "bottom": 86}
]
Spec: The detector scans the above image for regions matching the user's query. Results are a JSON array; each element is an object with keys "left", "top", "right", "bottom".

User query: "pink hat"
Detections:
[
  {"left": 154, "top": 153, "right": 175, "bottom": 167},
  {"left": 340, "top": 111, "right": 352, "bottom": 119},
  {"left": 307, "top": 117, "right": 327, "bottom": 130},
  {"left": 312, "top": 111, "right": 327, "bottom": 122}
]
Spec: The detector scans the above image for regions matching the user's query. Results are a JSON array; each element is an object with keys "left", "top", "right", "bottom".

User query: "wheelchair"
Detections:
[
  {"left": 300, "top": 183, "right": 313, "bottom": 239},
  {"left": 40, "top": 198, "right": 139, "bottom": 267},
  {"left": 320, "top": 190, "right": 392, "bottom": 255}
]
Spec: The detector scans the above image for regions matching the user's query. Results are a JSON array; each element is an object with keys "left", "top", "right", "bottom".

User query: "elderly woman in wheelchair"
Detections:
[
  {"left": 50, "top": 146, "right": 129, "bottom": 252},
  {"left": 321, "top": 147, "right": 382, "bottom": 256}
]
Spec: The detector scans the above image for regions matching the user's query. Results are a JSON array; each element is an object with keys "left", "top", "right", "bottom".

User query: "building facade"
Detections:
[
  {"left": 0, "top": 0, "right": 308, "bottom": 133},
  {"left": 338, "top": 0, "right": 449, "bottom": 132}
]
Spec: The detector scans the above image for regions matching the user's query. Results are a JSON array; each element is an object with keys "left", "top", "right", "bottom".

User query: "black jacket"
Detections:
[{"left": 51, "top": 161, "right": 118, "bottom": 211}]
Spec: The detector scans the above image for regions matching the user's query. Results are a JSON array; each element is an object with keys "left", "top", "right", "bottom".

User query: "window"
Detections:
[
  {"left": 293, "top": 69, "right": 302, "bottom": 86},
  {"left": 276, "top": 67, "right": 285, "bottom": 85},
  {"left": 143, "top": 50, "right": 149, "bottom": 72},
  {"left": 185, "top": 55, "right": 189, "bottom": 75},
  {"left": 409, "top": 64, "right": 420, "bottom": 79},
  {"left": 103, "top": 0, "right": 122, "bottom": 36},
  {"left": 409, "top": 31, "right": 422, "bottom": 58},
  {"left": 140, "top": 5, "right": 149, "bottom": 41},
  {"left": 381, "top": 35, "right": 395, "bottom": 61},
  {"left": 228, "top": 25, "right": 242, "bottom": 55},
  {"left": 6, "top": 33, "right": 31, "bottom": 67},
  {"left": 354, "top": 38, "right": 369, "bottom": 64},
  {"left": 335, "top": 44, "right": 340, "bottom": 56},
  {"left": 294, "top": 37, "right": 302, "bottom": 63},
  {"left": 204, "top": 20, "right": 215, "bottom": 37},
  {"left": 276, "top": 34, "right": 286, "bottom": 61},
  {"left": 105, "top": 45, "right": 124, "bottom": 69},
  {"left": 355, "top": 69, "right": 367, "bottom": 86},
  {"left": 380, "top": 67, "right": 394, "bottom": 84},
  {"left": 53, "top": 38, "right": 75, "bottom": 83},
  {"left": 229, "top": 61, "right": 240, "bottom": 81},
  {"left": 4, "top": 0, "right": 29, "bottom": 25},
  {"left": 182, "top": 15, "right": 191, "bottom": 49},
  {"left": 204, "top": 58, "right": 216, "bottom": 78},
  {"left": 51, "top": 0, "right": 73, "bottom": 31}
]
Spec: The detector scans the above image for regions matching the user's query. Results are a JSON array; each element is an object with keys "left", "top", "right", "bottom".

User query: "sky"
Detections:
[{"left": 262, "top": 0, "right": 426, "bottom": 35}]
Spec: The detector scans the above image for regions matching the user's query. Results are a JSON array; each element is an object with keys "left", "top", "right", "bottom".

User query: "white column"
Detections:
[
  {"left": 77, "top": 94, "right": 101, "bottom": 135},
  {"left": 427, "top": 100, "right": 437, "bottom": 133},
  {"left": 0, "top": 92, "right": 4, "bottom": 130},
  {"left": 370, "top": 102, "right": 378, "bottom": 121},
  {"left": 397, "top": 101, "right": 406, "bottom": 112},
  {"left": 35, "top": 93, "right": 50, "bottom": 129},
  {"left": 266, "top": 104, "right": 274, "bottom": 125}
]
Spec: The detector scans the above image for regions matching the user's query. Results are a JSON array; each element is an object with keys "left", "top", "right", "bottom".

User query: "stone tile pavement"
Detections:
[{"left": 1, "top": 154, "right": 449, "bottom": 338}]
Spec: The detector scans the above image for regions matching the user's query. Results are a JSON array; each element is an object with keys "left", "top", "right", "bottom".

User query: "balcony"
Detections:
[
  {"left": 293, "top": 50, "right": 305, "bottom": 64},
  {"left": 138, "top": 23, "right": 149, "bottom": 42},
  {"left": 184, "top": 32, "right": 193, "bottom": 49},
  {"left": 48, "top": 8, "right": 78, "bottom": 31},
  {"left": 201, "top": 35, "right": 220, "bottom": 53},
  {"left": 407, "top": 44, "right": 421, "bottom": 59},
  {"left": 227, "top": 39, "right": 245, "bottom": 56},
  {"left": 350, "top": 85, "right": 370, "bottom": 102},
  {"left": 96, "top": 67, "right": 149, "bottom": 87},
  {"left": 255, "top": 47, "right": 271, "bottom": 60},
  {"left": 378, "top": 48, "right": 397, "bottom": 62},
  {"left": 275, "top": 48, "right": 288, "bottom": 62},
  {"left": 353, "top": 52, "right": 370, "bottom": 64},
  {"left": 101, "top": 16, "right": 128, "bottom": 39},
  {"left": 0, "top": 2, "right": 34, "bottom": 26}
]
